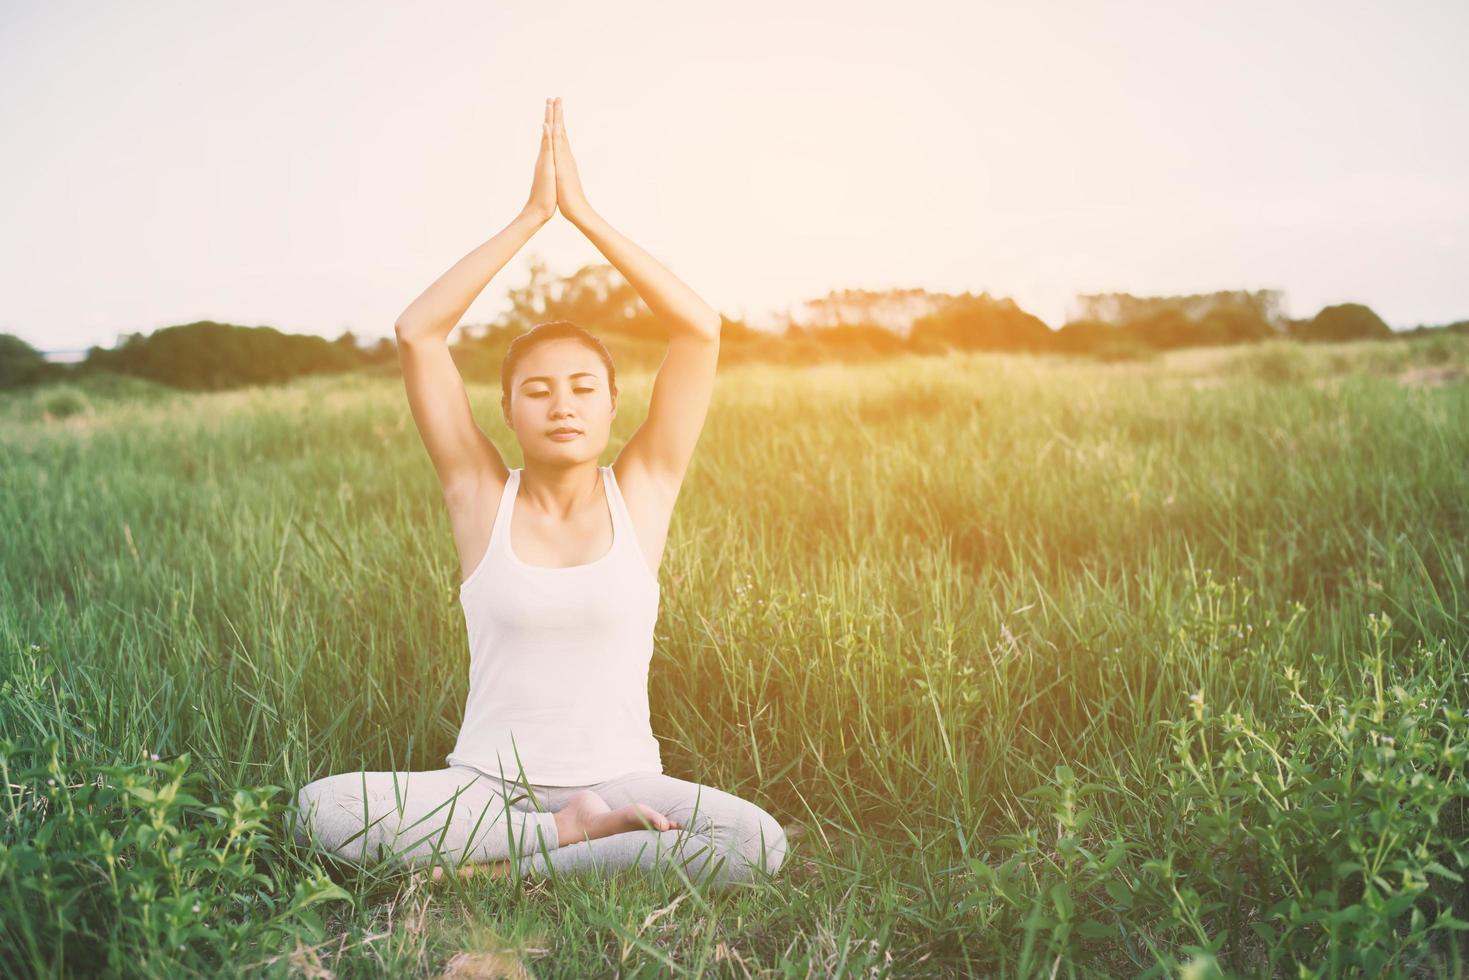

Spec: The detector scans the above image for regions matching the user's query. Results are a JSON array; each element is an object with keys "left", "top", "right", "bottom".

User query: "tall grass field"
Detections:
[{"left": 3, "top": 336, "right": 1468, "bottom": 977}]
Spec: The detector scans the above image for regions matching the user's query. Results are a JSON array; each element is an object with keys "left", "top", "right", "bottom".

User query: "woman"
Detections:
[{"left": 291, "top": 98, "right": 787, "bottom": 890}]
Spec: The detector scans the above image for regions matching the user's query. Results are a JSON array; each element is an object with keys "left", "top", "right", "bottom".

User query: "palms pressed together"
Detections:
[{"left": 525, "top": 96, "right": 594, "bottom": 226}]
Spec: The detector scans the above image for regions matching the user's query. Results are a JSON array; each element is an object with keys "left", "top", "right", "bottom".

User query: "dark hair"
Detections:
[{"left": 500, "top": 320, "right": 617, "bottom": 410}]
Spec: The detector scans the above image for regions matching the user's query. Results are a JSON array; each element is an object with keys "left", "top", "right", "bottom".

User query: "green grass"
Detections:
[{"left": 3, "top": 336, "right": 1468, "bottom": 977}]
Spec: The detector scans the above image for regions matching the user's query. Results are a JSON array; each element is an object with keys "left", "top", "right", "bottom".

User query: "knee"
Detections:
[
  {"left": 716, "top": 801, "right": 787, "bottom": 883},
  {"left": 289, "top": 774, "right": 359, "bottom": 848}
]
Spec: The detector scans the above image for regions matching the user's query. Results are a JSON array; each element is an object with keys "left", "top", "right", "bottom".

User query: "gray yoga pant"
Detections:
[{"left": 289, "top": 765, "right": 787, "bottom": 889}]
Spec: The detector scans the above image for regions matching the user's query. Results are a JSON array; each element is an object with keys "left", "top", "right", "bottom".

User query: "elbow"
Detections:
[
  {"left": 396, "top": 317, "right": 453, "bottom": 347},
  {"left": 394, "top": 320, "right": 426, "bottom": 345}
]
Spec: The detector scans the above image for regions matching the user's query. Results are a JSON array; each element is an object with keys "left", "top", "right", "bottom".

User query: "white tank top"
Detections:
[{"left": 447, "top": 465, "right": 664, "bottom": 786}]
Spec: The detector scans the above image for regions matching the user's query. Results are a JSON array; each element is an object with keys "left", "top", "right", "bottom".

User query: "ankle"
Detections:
[{"left": 554, "top": 807, "right": 583, "bottom": 847}]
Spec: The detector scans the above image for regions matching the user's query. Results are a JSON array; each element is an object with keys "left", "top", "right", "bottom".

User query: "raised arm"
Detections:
[
  {"left": 549, "top": 98, "right": 722, "bottom": 496},
  {"left": 394, "top": 102, "right": 559, "bottom": 501}
]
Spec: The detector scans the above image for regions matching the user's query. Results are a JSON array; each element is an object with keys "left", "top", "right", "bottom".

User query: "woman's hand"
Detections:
[
  {"left": 551, "top": 97, "right": 594, "bottom": 225},
  {"left": 522, "top": 99, "right": 557, "bottom": 225}
]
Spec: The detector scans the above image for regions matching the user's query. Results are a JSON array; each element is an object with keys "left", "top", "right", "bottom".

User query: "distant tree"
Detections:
[
  {"left": 0, "top": 332, "right": 47, "bottom": 389},
  {"left": 367, "top": 336, "right": 398, "bottom": 363},
  {"left": 780, "top": 287, "right": 946, "bottom": 334},
  {"left": 784, "top": 322, "right": 908, "bottom": 357},
  {"left": 80, "top": 321, "right": 363, "bottom": 390},
  {"left": 1052, "top": 319, "right": 1115, "bottom": 354},
  {"left": 490, "top": 257, "right": 664, "bottom": 339},
  {"left": 1289, "top": 303, "right": 1393, "bottom": 342},
  {"left": 1072, "top": 289, "right": 1284, "bottom": 349},
  {"left": 1075, "top": 289, "right": 1285, "bottom": 328},
  {"left": 908, "top": 292, "right": 1054, "bottom": 351},
  {"left": 496, "top": 255, "right": 558, "bottom": 329},
  {"left": 714, "top": 314, "right": 761, "bottom": 343},
  {"left": 1198, "top": 304, "right": 1281, "bottom": 344},
  {"left": 1123, "top": 308, "right": 1195, "bottom": 350}
]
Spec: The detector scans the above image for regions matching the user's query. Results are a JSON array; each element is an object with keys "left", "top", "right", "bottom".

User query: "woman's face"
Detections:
[{"left": 504, "top": 338, "right": 616, "bottom": 464}]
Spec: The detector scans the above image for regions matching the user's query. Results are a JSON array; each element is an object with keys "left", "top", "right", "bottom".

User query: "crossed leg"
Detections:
[
  {"left": 514, "top": 770, "right": 788, "bottom": 890},
  {"left": 290, "top": 766, "right": 788, "bottom": 890},
  {"left": 289, "top": 766, "right": 560, "bottom": 871}
]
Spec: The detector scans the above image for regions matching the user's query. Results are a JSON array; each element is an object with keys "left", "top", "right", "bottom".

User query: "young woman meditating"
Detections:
[{"left": 290, "top": 98, "right": 787, "bottom": 889}]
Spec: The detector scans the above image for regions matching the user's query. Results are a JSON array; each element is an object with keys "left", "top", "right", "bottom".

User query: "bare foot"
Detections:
[
  {"left": 554, "top": 789, "right": 681, "bottom": 845},
  {"left": 554, "top": 789, "right": 612, "bottom": 846},
  {"left": 585, "top": 802, "right": 683, "bottom": 840}
]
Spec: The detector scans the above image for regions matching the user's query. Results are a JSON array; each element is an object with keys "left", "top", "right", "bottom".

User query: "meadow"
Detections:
[{"left": 2, "top": 335, "right": 1468, "bottom": 977}]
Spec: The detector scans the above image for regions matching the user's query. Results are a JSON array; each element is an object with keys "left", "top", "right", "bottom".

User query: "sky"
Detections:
[{"left": 2, "top": 0, "right": 1467, "bottom": 352}]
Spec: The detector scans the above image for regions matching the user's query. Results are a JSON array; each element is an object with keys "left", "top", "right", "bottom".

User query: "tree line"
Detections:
[{"left": 2, "top": 264, "right": 1464, "bottom": 392}]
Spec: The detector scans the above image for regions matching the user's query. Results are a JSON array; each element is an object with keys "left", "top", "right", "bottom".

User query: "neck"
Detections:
[{"left": 519, "top": 460, "right": 602, "bottom": 518}]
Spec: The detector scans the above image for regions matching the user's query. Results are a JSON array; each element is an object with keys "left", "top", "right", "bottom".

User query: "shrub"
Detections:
[
  {"left": 1154, "top": 613, "right": 1469, "bottom": 974},
  {"left": 0, "top": 333, "right": 47, "bottom": 389},
  {"left": 1292, "top": 303, "right": 1393, "bottom": 343},
  {"left": 37, "top": 384, "right": 94, "bottom": 420},
  {"left": 0, "top": 740, "right": 351, "bottom": 977}
]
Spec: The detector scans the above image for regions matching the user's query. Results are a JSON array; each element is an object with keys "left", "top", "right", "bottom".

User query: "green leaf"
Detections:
[
  {"left": 1098, "top": 841, "right": 1128, "bottom": 874},
  {"left": 1050, "top": 883, "right": 1073, "bottom": 920},
  {"left": 967, "top": 859, "right": 996, "bottom": 884},
  {"left": 1425, "top": 861, "right": 1464, "bottom": 882},
  {"left": 1103, "top": 878, "right": 1133, "bottom": 909}
]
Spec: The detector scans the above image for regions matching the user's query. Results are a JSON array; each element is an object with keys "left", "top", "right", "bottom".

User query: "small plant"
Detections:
[
  {"left": 954, "top": 610, "right": 1469, "bottom": 975},
  {"left": 38, "top": 384, "right": 93, "bottom": 420},
  {"left": 0, "top": 739, "right": 351, "bottom": 977},
  {"left": 1159, "top": 612, "right": 1469, "bottom": 975}
]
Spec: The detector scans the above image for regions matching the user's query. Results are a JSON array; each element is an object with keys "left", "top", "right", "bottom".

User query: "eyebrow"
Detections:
[{"left": 519, "top": 373, "right": 599, "bottom": 388}]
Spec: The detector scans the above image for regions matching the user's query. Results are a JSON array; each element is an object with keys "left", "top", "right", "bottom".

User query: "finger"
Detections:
[{"left": 544, "top": 97, "right": 552, "bottom": 126}]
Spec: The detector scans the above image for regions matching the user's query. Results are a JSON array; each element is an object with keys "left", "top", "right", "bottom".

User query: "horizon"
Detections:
[
  {"left": 3, "top": 1, "right": 1466, "bottom": 351},
  {"left": 24, "top": 291, "right": 1457, "bottom": 362}
]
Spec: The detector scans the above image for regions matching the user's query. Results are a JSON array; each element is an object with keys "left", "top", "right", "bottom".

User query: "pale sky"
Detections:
[{"left": 3, "top": 0, "right": 1467, "bottom": 352}]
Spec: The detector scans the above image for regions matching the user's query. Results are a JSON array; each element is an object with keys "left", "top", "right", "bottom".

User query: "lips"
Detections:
[{"left": 548, "top": 428, "right": 582, "bottom": 436}]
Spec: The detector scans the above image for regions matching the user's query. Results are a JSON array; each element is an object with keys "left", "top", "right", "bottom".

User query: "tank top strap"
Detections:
[
  {"left": 488, "top": 468, "right": 522, "bottom": 556},
  {"left": 601, "top": 465, "right": 637, "bottom": 550}
]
